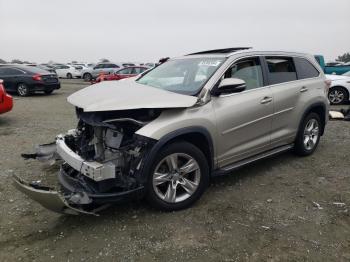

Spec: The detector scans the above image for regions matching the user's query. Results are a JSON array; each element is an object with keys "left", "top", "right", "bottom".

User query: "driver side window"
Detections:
[{"left": 224, "top": 57, "right": 264, "bottom": 91}]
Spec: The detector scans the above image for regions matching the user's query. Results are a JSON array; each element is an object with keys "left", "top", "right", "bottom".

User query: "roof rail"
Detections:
[{"left": 187, "top": 47, "right": 252, "bottom": 55}]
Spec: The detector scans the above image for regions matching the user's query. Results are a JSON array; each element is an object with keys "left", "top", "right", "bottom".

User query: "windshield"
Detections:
[{"left": 137, "top": 57, "right": 225, "bottom": 95}]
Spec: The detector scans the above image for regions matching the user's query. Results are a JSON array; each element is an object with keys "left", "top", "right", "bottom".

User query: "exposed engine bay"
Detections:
[{"left": 14, "top": 108, "right": 162, "bottom": 215}]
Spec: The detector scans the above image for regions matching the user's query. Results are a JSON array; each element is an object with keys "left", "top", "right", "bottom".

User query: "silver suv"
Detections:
[{"left": 15, "top": 48, "right": 329, "bottom": 215}]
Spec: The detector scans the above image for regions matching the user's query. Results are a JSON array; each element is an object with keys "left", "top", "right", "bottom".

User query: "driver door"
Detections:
[{"left": 212, "top": 56, "right": 273, "bottom": 167}]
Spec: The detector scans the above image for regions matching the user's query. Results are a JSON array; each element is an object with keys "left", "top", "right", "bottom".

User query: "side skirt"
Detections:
[{"left": 212, "top": 144, "right": 294, "bottom": 176}]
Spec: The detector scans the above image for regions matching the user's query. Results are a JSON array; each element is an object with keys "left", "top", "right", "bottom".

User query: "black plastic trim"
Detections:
[
  {"left": 298, "top": 102, "right": 327, "bottom": 136},
  {"left": 141, "top": 126, "right": 215, "bottom": 178}
]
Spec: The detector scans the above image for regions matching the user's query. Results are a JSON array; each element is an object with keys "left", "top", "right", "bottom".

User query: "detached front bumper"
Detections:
[
  {"left": 13, "top": 175, "right": 97, "bottom": 215},
  {"left": 14, "top": 135, "right": 147, "bottom": 215}
]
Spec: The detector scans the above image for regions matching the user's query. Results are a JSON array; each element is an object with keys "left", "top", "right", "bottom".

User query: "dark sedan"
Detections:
[{"left": 0, "top": 66, "right": 60, "bottom": 96}]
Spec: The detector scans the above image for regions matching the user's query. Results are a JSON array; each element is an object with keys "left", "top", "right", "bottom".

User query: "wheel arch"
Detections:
[
  {"left": 141, "top": 126, "right": 215, "bottom": 180},
  {"left": 329, "top": 85, "right": 349, "bottom": 98},
  {"left": 298, "top": 102, "right": 327, "bottom": 136}
]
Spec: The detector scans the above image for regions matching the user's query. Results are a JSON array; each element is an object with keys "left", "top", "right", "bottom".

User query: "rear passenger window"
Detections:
[
  {"left": 294, "top": 57, "right": 319, "bottom": 79},
  {"left": 265, "top": 57, "right": 297, "bottom": 85}
]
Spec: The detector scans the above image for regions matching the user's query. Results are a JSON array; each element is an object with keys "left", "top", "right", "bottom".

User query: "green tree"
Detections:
[
  {"left": 0, "top": 58, "right": 6, "bottom": 64},
  {"left": 100, "top": 58, "right": 110, "bottom": 62},
  {"left": 336, "top": 52, "right": 350, "bottom": 63}
]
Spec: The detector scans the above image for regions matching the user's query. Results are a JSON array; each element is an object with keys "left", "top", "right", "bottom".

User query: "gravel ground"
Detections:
[{"left": 0, "top": 79, "right": 349, "bottom": 262}]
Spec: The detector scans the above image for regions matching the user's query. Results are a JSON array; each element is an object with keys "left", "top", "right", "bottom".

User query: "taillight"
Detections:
[
  {"left": 324, "top": 79, "right": 331, "bottom": 95},
  {"left": 0, "top": 83, "right": 4, "bottom": 103},
  {"left": 32, "top": 74, "right": 42, "bottom": 81}
]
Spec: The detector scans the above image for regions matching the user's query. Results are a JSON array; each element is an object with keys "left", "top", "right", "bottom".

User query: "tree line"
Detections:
[{"left": 0, "top": 58, "right": 110, "bottom": 64}]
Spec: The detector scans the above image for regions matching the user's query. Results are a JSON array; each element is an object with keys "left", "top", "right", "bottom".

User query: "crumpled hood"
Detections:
[{"left": 68, "top": 79, "right": 198, "bottom": 112}]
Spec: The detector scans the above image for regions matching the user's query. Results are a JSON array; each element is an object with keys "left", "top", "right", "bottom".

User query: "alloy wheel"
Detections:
[
  {"left": 328, "top": 89, "right": 344, "bottom": 104},
  {"left": 17, "top": 84, "right": 28, "bottom": 96},
  {"left": 303, "top": 119, "right": 319, "bottom": 151},
  {"left": 152, "top": 153, "right": 201, "bottom": 203}
]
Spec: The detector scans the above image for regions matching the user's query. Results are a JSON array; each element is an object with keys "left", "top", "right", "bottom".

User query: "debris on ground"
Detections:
[{"left": 312, "top": 201, "right": 323, "bottom": 210}]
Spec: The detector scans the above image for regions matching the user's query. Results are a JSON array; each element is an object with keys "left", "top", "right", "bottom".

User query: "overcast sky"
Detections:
[{"left": 0, "top": 0, "right": 349, "bottom": 64}]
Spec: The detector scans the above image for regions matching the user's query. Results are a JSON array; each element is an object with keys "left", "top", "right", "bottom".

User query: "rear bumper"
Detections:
[
  {"left": 31, "top": 82, "right": 61, "bottom": 91},
  {"left": 0, "top": 93, "right": 13, "bottom": 114}
]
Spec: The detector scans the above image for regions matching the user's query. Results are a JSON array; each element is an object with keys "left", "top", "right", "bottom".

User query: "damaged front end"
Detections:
[{"left": 14, "top": 108, "right": 160, "bottom": 215}]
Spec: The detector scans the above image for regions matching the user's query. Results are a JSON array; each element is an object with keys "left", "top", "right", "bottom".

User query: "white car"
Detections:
[
  {"left": 54, "top": 65, "right": 82, "bottom": 79},
  {"left": 326, "top": 74, "right": 350, "bottom": 104}
]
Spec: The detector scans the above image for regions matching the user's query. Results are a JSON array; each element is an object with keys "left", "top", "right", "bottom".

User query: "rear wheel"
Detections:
[
  {"left": 328, "top": 86, "right": 349, "bottom": 105},
  {"left": 17, "top": 83, "right": 30, "bottom": 97},
  {"left": 146, "top": 141, "right": 209, "bottom": 211},
  {"left": 66, "top": 73, "right": 73, "bottom": 79},
  {"left": 83, "top": 73, "right": 92, "bottom": 81},
  {"left": 294, "top": 113, "right": 322, "bottom": 156}
]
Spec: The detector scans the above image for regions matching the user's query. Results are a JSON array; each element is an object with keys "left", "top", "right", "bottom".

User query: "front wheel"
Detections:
[
  {"left": 66, "top": 73, "right": 73, "bottom": 79},
  {"left": 146, "top": 141, "right": 209, "bottom": 211},
  {"left": 83, "top": 73, "right": 92, "bottom": 81},
  {"left": 294, "top": 113, "right": 322, "bottom": 156}
]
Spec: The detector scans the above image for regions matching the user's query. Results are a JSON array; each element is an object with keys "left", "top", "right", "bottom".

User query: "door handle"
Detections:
[
  {"left": 300, "top": 86, "right": 308, "bottom": 93},
  {"left": 260, "top": 96, "right": 273, "bottom": 104}
]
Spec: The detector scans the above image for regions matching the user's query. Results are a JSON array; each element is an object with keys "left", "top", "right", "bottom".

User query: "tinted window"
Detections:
[
  {"left": 0, "top": 68, "right": 25, "bottom": 75},
  {"left": 266, "top": 56, "right": 297, "bottom": 85},
  {"left": 117, "top": 68, "right": 133, "bottom": 74},
  {"left": 17, "top": 66, "right": 50, "bottom": 74},
  {"left": 223, "top": 57, "right": 264, "bottom": 90},
  {"left": 294, "top": 57, "right": 320, "bottom": 79},
  {"left": 132, "top": 67, "right": 147, "bottom": 74}
]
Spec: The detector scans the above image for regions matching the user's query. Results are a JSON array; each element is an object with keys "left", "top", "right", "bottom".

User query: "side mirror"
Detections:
[{"left": 213, "top": 78, "right": 246, "bottom": 95}]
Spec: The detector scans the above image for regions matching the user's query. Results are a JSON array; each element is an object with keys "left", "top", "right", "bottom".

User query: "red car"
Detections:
[
  {"left": 93, "top": 66, "right": 149, "bottom": 83},
  {"left": 0, "top": 79, "right": 13, "bottom": 114}
]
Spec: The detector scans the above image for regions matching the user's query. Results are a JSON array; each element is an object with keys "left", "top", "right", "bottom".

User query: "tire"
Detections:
[
  {"left": 44, "top": 89, "right": 53, "bottom": 95},
  {"left": 328, "top": 86, "right": 349, "bottom": 105},
  {"left": 17, "top": 83, "right": 30, "bottom": 97},
  {"left": 66, "top": 73, "right": 73, "bottom": 79},
  {"left": 146, "top": 141, "right": 209, "bottom": 211},
  {"left": 294, "top": 112, "right": 322, "bottom": 156},
  {"left": 83, "top": 73, "right": 92, "bottom": 81}
]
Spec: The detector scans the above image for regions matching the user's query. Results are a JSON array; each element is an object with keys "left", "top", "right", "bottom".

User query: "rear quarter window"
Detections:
[{"left": 294, "top": 57, "right": 320, "bottom": 79}]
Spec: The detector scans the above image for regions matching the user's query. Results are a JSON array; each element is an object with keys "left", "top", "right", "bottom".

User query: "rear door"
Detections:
[
  {"left": 212, "top": 56, "right": 274, "bottom": 167},
  {"left": 0, "top": 68, "right": 25, "bottom": 91},
  {"left": 264, "top": 56, "right": 320, "bottom": 148}
]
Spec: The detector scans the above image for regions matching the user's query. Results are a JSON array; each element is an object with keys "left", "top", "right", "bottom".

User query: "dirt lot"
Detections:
[{"left": 0, "top": 79, "right": 349, "bottom": 262}]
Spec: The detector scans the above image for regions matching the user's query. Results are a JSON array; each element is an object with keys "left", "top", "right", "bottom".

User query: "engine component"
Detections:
[{"left": 105, "top": 128, "right": 123, "bottom": 149}]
